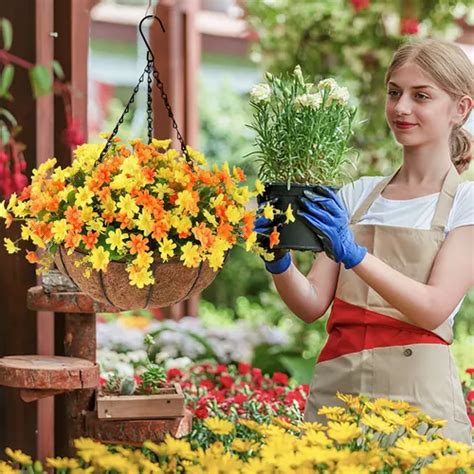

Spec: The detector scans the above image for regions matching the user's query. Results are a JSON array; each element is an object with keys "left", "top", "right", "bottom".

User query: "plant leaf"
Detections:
[
  {"left": 0, "top": 65, "right": 14, "bottom": 97},
  {"left": 0, "top": 123, "right": 10, "bottom": 145},
  {"left": 0, "top": 107, "right": 17, "bottom": 127},
  {"left": 0, "top": 18, "right": 13, "bottom": 51},
  {"left": 52, "top": 60, "right": 65, "bottom": 80},
  {"left": 29, "top": 65, "right": 52, "bottom": 97}
]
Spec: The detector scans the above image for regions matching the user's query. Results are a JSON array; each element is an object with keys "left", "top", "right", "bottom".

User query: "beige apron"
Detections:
[{"left": 304, "top": 164, "right": 472, "bottom": 444}]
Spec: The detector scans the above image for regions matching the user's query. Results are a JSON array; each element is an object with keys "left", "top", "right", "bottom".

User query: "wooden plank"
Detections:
[
  {"left": 0, "top": 0, "right": 38, "bottom": 457},
  {"left": 97, "top": 383, "right": 185, "bottom": 420},
  {"left": 85, "top": 410, "right": 193, "bottom": 445},
  {"left": 27, "top": 286, "right": 119, "bottom": 313},
  {"left": 0, "top": 355, "right": 99, "bottom": 390}
]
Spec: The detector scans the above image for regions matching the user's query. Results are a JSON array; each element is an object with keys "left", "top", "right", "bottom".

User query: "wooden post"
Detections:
[
  {"left": 0, "top": 0, "right": 41, "bottom": 457},
  {"left": 151, "top": 0, "right": 201, "bottom": 318}
]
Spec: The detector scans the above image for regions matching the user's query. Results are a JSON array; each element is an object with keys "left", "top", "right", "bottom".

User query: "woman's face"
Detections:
[{"left": 385, "top": 62, "right": 459, "bottom": 148}]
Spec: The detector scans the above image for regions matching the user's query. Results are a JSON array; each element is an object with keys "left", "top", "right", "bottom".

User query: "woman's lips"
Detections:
[{"left": 394, "top": 121, "right": 417, "bottom": 130}]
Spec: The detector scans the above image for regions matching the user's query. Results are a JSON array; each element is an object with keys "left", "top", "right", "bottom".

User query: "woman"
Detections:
[{"left": 256, "top": 39, "right": 473, "bottom": 444}]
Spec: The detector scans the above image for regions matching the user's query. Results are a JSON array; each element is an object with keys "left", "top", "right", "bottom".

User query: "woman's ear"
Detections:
[{"left": 454, "top": 95, "right": 473, "bottom": 126}]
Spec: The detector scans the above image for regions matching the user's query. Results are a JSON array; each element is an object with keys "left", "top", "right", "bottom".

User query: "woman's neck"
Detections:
[{"left": 395, "top": 142, "right": 453, "bottom": 188}]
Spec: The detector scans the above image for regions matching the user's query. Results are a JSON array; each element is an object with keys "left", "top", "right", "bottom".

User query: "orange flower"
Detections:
[
  {"left": 116, "top": 212, "right": 132, "bottom": 230},
  {"left": 135, "top": 190, "right": 156, "bottom": 211},
  {"left": 217, "top": 222, "right": 233, "bottom": 241},
  {"left": 101, "top": 212, "right": 115, "bottom": 224},
  {"left": 142, "top": 166, "right": 156, "bottom": 183},
  {"left": 45, "top": 196, "right": 60, "bottom": 212},
  {"left": 19, "top": 186, "right": 32, "bottom": 201},
  {"left": 64, "top": 206, "right": 82, "bottom": 228},
  {"left": 83, "top": 231, "right": 99, "bottom": 250},
  {"left": 233, "top": 166, "right": 246, "bottom": 182},
  {"left": 127, "top": 234, "right": 149, "bottom": 255},
  {"left": 269, "top": 228, "right": 280, "bottom": 248},
  {"left": 215, "top": 205, "right": 227, "bottom": 220},
  {"left": 25, "top": 251, "right": 39, "bottom": 263},
  {"left": 151, "top": 221, "right": 170, "bottom": 241},
  {"left": 192, "top": 222, "right": 215, "bottom": 249},
  {"left": 64, "top": 231, "right": 81, "bottom": 249},
  {"left": 98, "top": 187, "right": 112, "bottom": 202},
  {"left": 5, "top": 213, "right": 13, "bottom": 229}
]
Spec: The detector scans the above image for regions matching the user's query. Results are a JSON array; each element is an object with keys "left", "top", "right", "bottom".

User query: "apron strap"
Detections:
[
  {"left": 430, "top": 165, "right": 462, "bottom": 232},
  {"left": 350, "top": 168, "right": 400, "bottom": 225}
]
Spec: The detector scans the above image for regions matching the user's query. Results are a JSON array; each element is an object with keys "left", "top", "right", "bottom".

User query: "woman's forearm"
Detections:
[
  {"left": 272, "top": 262, "right": 321, "bottom": 323},
  {"left": 353, "top": 253, "right": 441, "bottom": 330}
]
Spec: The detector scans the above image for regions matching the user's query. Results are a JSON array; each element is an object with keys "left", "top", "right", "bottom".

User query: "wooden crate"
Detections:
[{"left": 97, "top": 383, "right": 185, "bottom": 420}]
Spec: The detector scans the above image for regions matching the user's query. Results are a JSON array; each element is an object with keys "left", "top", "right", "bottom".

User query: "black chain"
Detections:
[
  {"left": 98, "top": 69, "right": 147, "bottom": 162},
  {"left": 99, "top": 15, "right": 192, "bottom": 165},
  {"left": 146, "top": 61, "right": 153, "bottom": 144}
]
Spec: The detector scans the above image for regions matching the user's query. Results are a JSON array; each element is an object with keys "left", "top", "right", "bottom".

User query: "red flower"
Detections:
[
  {"left": 350, "top": 0, "right": 370, "bottom": 12},
  {"left": 300, "top": 384, "right": 310, "bottom": 396},
  {"left": 469, "top": 413, "right": 474, "bottom": 427},
  {"left": 400, "top": 18, "right": 419, "bottom": 35},
  {"left": 252, "top": 368, "right": 263, "bottom": 383},
  {"left": 63, "top": 118, "right": 85, "bottom": 148},
  {"left": 199, "top": 380, "right": 214, "bottom": 391},
  {"left": 195, "top": 406, "right": 209, "bottom": 419},
  {"left": 272, "top": 372, "right": 289, "bottom": 386},
  {"left": 467, "top": 390, "right": 474, "bottom": 402},
  {"left": 99, "top": 376, "right": 107, "bottom": 386},
  {"left": 238, "top": 362, "right": 252, "bottom": 375},
  {"left": 465, "top": 368, "right": 474, "bottom": 375},
  {"left": 215, "top": 364, "right": 227, "bottom": 374},
  {"left": 233, "top": 393, "right": 247, "bottom": 405},
  {"left": 167, "top": 368, "right": 183, "bottom": 380},
  {"left": 134, "top": 375, "right": 142, "bottom": 385},
  {"left": 219, "top": 375, "right": 234, "bottom": 389}
]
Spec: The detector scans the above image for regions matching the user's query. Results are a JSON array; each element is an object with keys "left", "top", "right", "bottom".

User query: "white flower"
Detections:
[
  {"left": 327, "top": 86, "right": 350, "bottom": 106},
  {"left": 250, "top": 83, "right": 271, "bottom": 103},
  {"left": 293, "top": 65, "right": 305, "bottom": 85},
  {"left": 294, "top": 93, "right": 322, "bottom": 110},
  {"left": 317, "top": 77, "right": 339, "bottom": 91}
]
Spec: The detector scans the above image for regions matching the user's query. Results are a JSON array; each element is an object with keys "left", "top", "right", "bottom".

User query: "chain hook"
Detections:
[{"left": 138, "top": 15, "right": 165, "bottom": 64}]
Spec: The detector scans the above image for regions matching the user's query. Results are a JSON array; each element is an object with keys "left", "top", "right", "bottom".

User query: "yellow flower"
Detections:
[
  {"left": 120, "top": 154, "right": 140, "bottom": 176},
  {"left": 171, "top": 215, "right": 192, "bottom": 234},
  {"left": 225, "top": 205, "right": 243, "bottom": 224},
  {"left": 133, "top": 251, "right": 154, "bottom": 269},
  {"left": 117, "top": 195, "right": 139, "bottom": 218},
  {"left": 152, "top": 183, "right": 172, "bottom": 199},
  {"left": 106, "top": 229, "right": 128, "bottom": 252},
  {"left": 393, "top": 437, "right": 433, "bottom": 458},
  {"left": 326, "top": 421, "right": 361, "bottom": 444},
  {"left": 81, "top": 206, "right": 95, "bottom": 223},
  {"left": 334, "top": 464, "right": 370, "bottom": 474},
  {"left": 5, "top": 447, "right": 32, "bottom": 465},
  {"left": 47, "top": 457, "right": 80, "bottom": 469},
  {"left": 75, "top": 187, "right": 94, "bottom": 208},
  {"left": 254, "top": 179, "right": 265, "bottom": 196},
  {"left": 152, "top": 138, "right": 172, "bottom": 150},
  {"left": 263, "top": 202, "right": 275, "bottom": 220},
  {"left": 285, "top": 203, "right": 296, "bottom": 223},
  {"left": 207, "top": 248, "right": 225, "bottom": 271},
  {"left": 318, "top": 406, "right": 346, "bottom": 418},
  {"left": 203, "top": 209, "right": 218, "bottom": 227},
  {"left": 89, "top": 247, "right": 110, "bottom": 272},
  {"left": 159, "top": 237, "right": 176, "bottom": 262},
  {"left": 52, "top": 219, "right": 70, "bottom": 243},
  {"left": 301, "top": 429, "right": 332, "bottom": 447},
  {"left": 145, "top": 435, "right": 194, "bottom": 460},
  {"left": 0, "top": 201, "right": 8, "bottom": 219},
  {"left": 0, "top": 460, "right": 17, "bottom": 474},
  {"left": 128, "top": 266, "right": 154, "bottom": 289},
  {"left": 135, "top": 210, "right": 154, "bottom": 236},
  {"left": 230, "top": 438, "right": 260, "bottom": 453},
  {"left": 186, "top": 145, "right": 207, "bottom": 165},
  {"left": 180, "top": 242, "right": 201, "bottom": 268},
  {"left": 232, "top": 186, "right": 250, "bottom": 205},
  {"left": 33, "top": 157, "right": 57, "bottom": 177},
  {"left": 4, "top": 238, "right": 20, "bottom": 254},
  {"left": 95, "top": 453, "right": 138, "bottom": 474},
  {"left": 204, "top": 417, "right": 235, "bottom": 436},
  {"left": 361, "top": 414, "right": 396, "bottom": 435},
  {"left": 245, "top": 231, "right": 257, "bottom": 251}
]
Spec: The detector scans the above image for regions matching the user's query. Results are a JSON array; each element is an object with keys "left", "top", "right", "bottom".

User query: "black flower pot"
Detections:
[{"left": 258, "top": 183, "right": 325, "bottom": 252}]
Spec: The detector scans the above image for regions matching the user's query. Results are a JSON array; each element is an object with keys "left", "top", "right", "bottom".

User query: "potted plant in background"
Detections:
[{"left": 247, "top": 65, "right": 358, "bottom": 251}]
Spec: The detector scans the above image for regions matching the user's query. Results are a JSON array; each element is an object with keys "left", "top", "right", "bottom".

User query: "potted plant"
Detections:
[
  {"left": 0, "top": 137, "right": 262, "bottom": 309},
  {"left": 248, "top": 65, "right": 357, "bottom": 251},
  {"left": 98, "top": 336, "right": 185, "bottom": 420}
]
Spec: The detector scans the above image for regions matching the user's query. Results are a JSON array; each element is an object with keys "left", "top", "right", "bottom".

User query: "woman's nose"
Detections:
[{"left": 394, "top": 94, "right": 412, "bottom": 115}]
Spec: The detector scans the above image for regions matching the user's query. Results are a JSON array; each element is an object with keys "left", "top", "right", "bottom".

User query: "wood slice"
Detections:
[
  {"left": 0, "top": 355, "right": 99, "bottom": 390},
  {"left": 85, "top": 409, "right": 193, "bottom": 446},
  {"left": 27, "top": 286, "right": 120, "bottom": 313}
]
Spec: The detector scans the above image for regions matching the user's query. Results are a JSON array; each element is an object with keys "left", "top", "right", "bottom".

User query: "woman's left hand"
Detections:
[{"left": 297, "top": 185, "right": 367, "bottom": 269}]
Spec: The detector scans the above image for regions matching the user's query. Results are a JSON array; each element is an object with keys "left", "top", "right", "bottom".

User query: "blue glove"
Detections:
[
  {"left": 297, "top": 186, "right": 367, "bottom": 269},
  {"left": 254, "top": 200, "right": 292, "bottom": 274}
]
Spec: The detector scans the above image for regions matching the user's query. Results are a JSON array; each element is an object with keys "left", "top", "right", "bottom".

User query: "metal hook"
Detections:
[{"left": 138, "top": 15, "right": 165, "bottom": 63}]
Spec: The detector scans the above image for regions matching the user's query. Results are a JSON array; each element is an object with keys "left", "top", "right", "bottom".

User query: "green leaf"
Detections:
[
  {"left": 0, "top": 65, "right": 14, "bottom": 97},
  {"left": 52, "top": 60, "right": 65, "bottom": 80},
  {"left": 280, "top": 355, "right": 315, "bottom": 385},
  {"left": 0, "top": 107, "right": 17, "bottom": 127},
  {"left": 67, "top": 190, "right": 76, "bottom": 205},
  {"left": 29, "top": 65, "right": 52, "bottom": 97},
  {"left": 0, "top": 18, "right": 13, "bottom": 51},
  {"left": 0, "top": 123, "right": 9, "bottom": 145}
]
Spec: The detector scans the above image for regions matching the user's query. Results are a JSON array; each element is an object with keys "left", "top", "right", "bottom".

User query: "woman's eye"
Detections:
[
  {"left": 416, "top": 93, "right": 429, "bottom": 100},
  {"left": 387, "top": 90, "right": 399, "bottom": 97}
]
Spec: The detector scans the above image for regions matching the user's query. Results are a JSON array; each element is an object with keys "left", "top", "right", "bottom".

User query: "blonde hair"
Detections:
[{"left": 385, "top": 40, "right": 474, "bottom": 173}]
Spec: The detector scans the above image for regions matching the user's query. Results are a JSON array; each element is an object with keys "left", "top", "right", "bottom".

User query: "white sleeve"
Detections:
[
  {"left": 446, "top": 181, "right": 474, "bottom": 232},
  {"left": 337, "top": 176, "right": 383, "bottom": 219}
]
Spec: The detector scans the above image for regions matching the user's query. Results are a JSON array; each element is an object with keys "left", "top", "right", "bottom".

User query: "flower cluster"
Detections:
[
  {"left": 0, "top": 138, "right": 264, "bottom": 287},
  {"left": 248, "top": 65, "right": 357, "bottom": 186},
  {"left": 3, "top": 393, "right": 473, "bottom": 473},
  {"left": 464, "top": 367, "right": 474, "bottom": 426}
]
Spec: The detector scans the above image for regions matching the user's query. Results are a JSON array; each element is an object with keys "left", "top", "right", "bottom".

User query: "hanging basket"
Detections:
[{"left": 53, "top": 246, "right": 219, "bottom": 310}]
